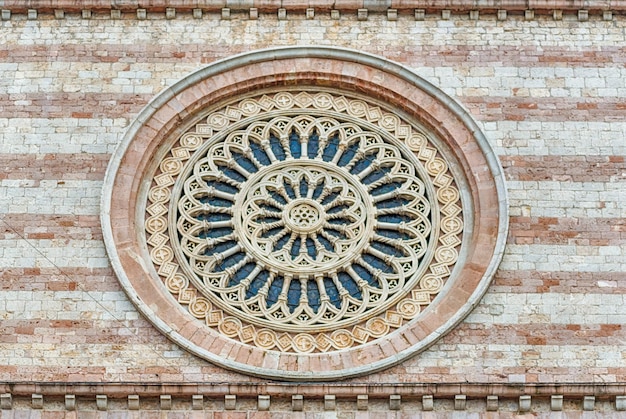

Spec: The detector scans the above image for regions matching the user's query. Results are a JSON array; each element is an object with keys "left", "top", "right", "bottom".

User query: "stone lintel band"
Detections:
[
  {"left": 0, "top": 383, "right": 625, "bottom": 412},
  {"left": 3, "top": 382, "right": 626, "bottom": 398},
  {"left": 0, "top": 0, "right": 623, "bottom": 14}
]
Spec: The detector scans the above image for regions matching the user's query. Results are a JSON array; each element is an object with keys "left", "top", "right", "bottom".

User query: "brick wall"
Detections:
[{"left": 1, "top": 5, "right": 625, "bottom": 416}]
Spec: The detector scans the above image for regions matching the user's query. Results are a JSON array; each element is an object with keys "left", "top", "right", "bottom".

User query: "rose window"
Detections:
[
  {"left": 146, "top": 90, "right": 461, "bottom": 351},
  {"left": 104, "top": 47, "right": 507, "bottom": 380}
]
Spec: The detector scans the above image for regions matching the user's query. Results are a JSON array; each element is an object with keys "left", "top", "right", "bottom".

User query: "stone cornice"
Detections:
[
  {"left": 1, "top": 0, "right": 625, "bottom": 13},
  {"left": 2, "top": 381, "right": 626, "bottom": 398},
  {"left": 4, "top": 382, "right": 625, "bottom": 412}
]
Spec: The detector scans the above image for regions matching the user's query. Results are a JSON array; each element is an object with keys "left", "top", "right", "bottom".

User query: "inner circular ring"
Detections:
[
  {"left": 284, "top": 199, "right": 325, "bottom": 233},
  {"left": 233, "top": 160, "right": 377, "bottom": 276}
]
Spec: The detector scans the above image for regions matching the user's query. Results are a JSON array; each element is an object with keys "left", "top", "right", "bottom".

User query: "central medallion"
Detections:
[
  {"left": 235, "top": 161, "right": 375, "bottom": 274},
  {"left": 286, "top": 200, "right": 322, "bottom": 232}
]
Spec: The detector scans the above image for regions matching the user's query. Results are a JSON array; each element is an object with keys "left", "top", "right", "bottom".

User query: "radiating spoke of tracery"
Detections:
[{"left": 146, "top": 91, "right": 463, "bottom": 352}]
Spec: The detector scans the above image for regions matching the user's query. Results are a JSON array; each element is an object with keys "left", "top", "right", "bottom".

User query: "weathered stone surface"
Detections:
[{"left": 0, "top": 6, "right": 625, "bottom": 414}]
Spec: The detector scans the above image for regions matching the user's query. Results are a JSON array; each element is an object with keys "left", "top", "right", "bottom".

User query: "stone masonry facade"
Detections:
[{"left": 1, "top": 1, "right": 626, "bottom": 417}]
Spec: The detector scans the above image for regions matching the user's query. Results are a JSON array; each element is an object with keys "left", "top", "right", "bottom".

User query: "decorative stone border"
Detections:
[{"left": 101, "top": 46, "right": 508, "bottom": 380}]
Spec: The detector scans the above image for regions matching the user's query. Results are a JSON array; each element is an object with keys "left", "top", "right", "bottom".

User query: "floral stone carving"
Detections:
[{"left": 146, "top": 91, "right": 461, "bottom": 353}]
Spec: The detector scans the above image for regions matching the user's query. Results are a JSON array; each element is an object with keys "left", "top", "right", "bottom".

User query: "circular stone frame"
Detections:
[{"left": 102, "top": 47, "right": 508, "bottom": 381}]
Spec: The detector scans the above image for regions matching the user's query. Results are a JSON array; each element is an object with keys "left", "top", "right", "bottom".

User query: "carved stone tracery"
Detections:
[{"left": 145, "top": 90, "right": 463, "bottom": 353}]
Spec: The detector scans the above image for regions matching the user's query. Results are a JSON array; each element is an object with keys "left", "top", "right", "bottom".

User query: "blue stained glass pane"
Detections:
[
  {"left": 220, "top": 167, "right": 246, "bottom": 183},
  {"left": 206, "top": 180, "right": 238, "bottom": 195},
  {"left": 324, "top": 225, "right": 347, "bottom": 241},
  {"left": 377, "top": 229, "right": 411, "bottom": 240},
  {"left": 202, "top": 240, "right": 236, "bottom": 257},
  {"left": 207, "top": 197, "right": 233, "bottom": 207},
  {"left": 327, "top": 204, "right": 348, "bottom": 214},
  {"left": 376, "top": 198, "right": 410, "bottom": 209},
  {"left": 307, "top": 281, "right": 320, "bottom": 312},
  {"left": 371, "top": 240, "right": 406, "bottom": 258},
  {"left": 196, "top": 212, "right": 231, "bottom": 222},
  {"left": 269, "top": 191, "right": 288, "bottom": 206},
  {"left": 322, "top": 135, "right": 339, "bottom": 162},
  {"left": 232, "top": 152, "right": 258, "bottom": 173},
  {"left": 261, "top": 226, "right": 284, "bottom": 239},
  {"left": 306, "top": 238, "right": 316, "bottom": 259},
  {"left": 287, "top": 279, "right": 301, "bottom": 313},
  {"left": 308, "top": 131, "right": 319, "bottom": 158},
  {"left": 324, "top": 278, "right": 341, "bottom": 309},
  {"left": 269, "top": 134, "right": 285, "bottom": 160},
  {"left": 215, "top": 252, "right": 245, "bottom": 272},
  {"left": 249, "top": 141, "right": 271, "bottom": 166},
  {"left": 284, "top": 181, "right": 297, "bottom": 200},
  {"left": 299, "top": 178, "right": 308, "bottom": 197},
  {"left": 312, "top": 183, "right": 324, "bottom": 200},
  {"left": 198, "top": 227, "right": 233, "bottom": 239},
  {"left": 317, "top": 235, "right": 334, "bottom": 251},
  {"left": 228, "top": 262, "right": 255, "bottom": 287},
  {"left": 353, "top": 264, "right": 377, "bottom": 287},
  {"left": 370, "top": 181, "right": 404, "bottom": 196},
  {"left": 275, "top": 232, "right": 290, "bottom": 251},
  {"left": 338, "top": 271, "right": 362, "bottom": 299},
  {"left": 337, "top": 142, "right": 359, "bottom": 167},
  {"left": 246, "top": 270, "right": 269, "bottom": 299},
  {"left": 289, "top": 130, "right": 301, "bottom": 158},
  {"left": 362, "top": 253, "right": 394, "bottom": 275},
  {"left": 266, "top": 276, "right": 284, "bottom": 308},
  {"left": 323, "top": 228, "right": 347, "bottom": 241},
  {"left": 361, "top": 166, "right": 391, "bottom": 185},
  {"left": 327, "top": 218, "right": 347, "bottom": 225},
  {"left": 377, "top": 214, "right": 413, "bottom": 224},
  {"left": 291, "top": 237, "right": 301, "bottom": 259},
  {"left": 321, "top": 191, "right": 339, "bottom": 205},
  {"left": 350, "top": 154, "right": 374, "bottom": 175}
]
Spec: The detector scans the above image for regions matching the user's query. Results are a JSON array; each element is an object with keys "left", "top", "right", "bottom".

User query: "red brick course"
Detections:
[
  {"left": 0, "top": 154, "right": 109, "bottom": 181},
  {"left": 501, "top": 156, "right": 626, "bottom": 183},
  {"left": 0, "top": 267, "right": 116, "bottom": 291},
  {"left": 0, "top": 214, "right": 102, "bottom": 241},
  {"left": 493, "top": 270, "right": 626, "bottom": 294},
  {"left": 4, "top": 44, "right": 626, "bottom": 67},
  {"left": 4, "top": 95, "right": 626, "bottom": 121},
  {"left": 509, "top": 216, "right": 626, "bottom": 246}
]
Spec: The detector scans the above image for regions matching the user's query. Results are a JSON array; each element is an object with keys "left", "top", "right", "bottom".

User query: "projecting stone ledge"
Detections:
[{"left": 0, "top": 0, "right": 620, "bottom": 19}]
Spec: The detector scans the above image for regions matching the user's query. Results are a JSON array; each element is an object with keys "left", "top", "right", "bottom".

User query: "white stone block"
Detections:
[
  {"left": 321, "top": 394, "right": 334, "bottom": 410},
  {"left": 128, "top": 395, "right": 139, "bottom": 410},
  {"left": 192, "top": 395, "right": 203, "bottom": 410},
  {"left": 519, "top": 395, "right": 531, "bottom": 412},
  {"left": 551, "top": 395, "right": 563, "bottom": 411},
  {"left": 422, "top": 395, "right": 433, "bottom": 411},
  {"left": 96, "top": 395, "right": 107, "bottom": 411},
  {"left": 258, "top": 395, "right": 270, "bottom": 411}
]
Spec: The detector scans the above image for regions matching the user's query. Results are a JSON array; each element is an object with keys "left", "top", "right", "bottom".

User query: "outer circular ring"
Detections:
[{"left": 101, "top": 46, "right": 508, "bottom": 381}]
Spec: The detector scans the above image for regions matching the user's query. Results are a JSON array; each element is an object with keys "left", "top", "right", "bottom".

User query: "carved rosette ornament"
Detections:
[{"left": 103, "top": 48, "right": 507, "bottom": 380}]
